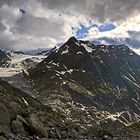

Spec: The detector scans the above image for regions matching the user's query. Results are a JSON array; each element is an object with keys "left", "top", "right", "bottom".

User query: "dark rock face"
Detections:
[
  {"left": 0, "top": 50, "right": 11, "bottom": 67},
  {"left": 11, "top": 50, "right": 25, "bottom": 55},
  {"left": 28, "top": 37, "right": 140, "bottom": 134}
]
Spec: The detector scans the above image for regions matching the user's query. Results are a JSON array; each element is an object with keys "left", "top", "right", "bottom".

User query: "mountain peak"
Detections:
[{"left": 67, "top": 36, "right": 78, "bottom": 44}]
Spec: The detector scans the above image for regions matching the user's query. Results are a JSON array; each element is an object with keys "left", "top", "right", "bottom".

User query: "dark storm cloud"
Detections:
[
  {"left": 0, "top": 22, "right": 6, "bottom": 31},
  {"left": 0, "top": 0, "right": 140, "bottom": 22},
  {"left": 38, "top": 0, "right": 140, "bottom": 22},
  {"left": 0, "top": 33, "right": 15, "bottom": 50},
  {"left": 0, "top": 0, "right": 25, "bottom": 7}
]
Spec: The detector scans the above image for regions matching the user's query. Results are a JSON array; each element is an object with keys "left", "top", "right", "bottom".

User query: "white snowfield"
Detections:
[
  {"left": 0, "top": 53, "right": 45, "bottom": 97},
  {"left": 81, "top": 43, "right": 93, "bottom": 53},
  {"left": 0, "top": 53, "right": 45, "bottom": 77}
]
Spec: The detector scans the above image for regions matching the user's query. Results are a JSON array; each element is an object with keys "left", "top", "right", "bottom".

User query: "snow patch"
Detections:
[
  {"left": 106, "top": 112, "right": 122, "bottom": 122},
  {"left": 51, "top": 76, "right": 55, "bottom": 79},
  {"left": 61, "top": 45, "right": 69, "bottom": 55},
  {"left": 63, "top": 81, "right": 66, "bottom": 84},
  {"left": 81, "top": 43, "right": 93, "bottom": 53},
  {"left": 52, "top": 62, "right": 59, "bottom": 67},
  {"left": 56, "top": 74, "right": 60, "bottom": 76},
  {"left": 123, "top": 75, "right": 140, "bottom": 89},
  {"left": 75, "top": 42, "right": 80, "bottom": 46},
  {"left": 77, "top": 52, "right": 84, "bottom": 55},
  {"left": 63, "top": 65, "right": 67, "bottom": 69},
  {"left": 100, "top": 60, "right": 103, "bottom": 63},
  {"left": 46, "top": 65, "right": 51, "bottom": 69},
  {"left": 48, "top": 60, "right": 53, "bottom": 64},
  {"left": 130, "top": 52, "right": 134, "bottom": 56},
  {"left": 60, "top": 69, "right": 73, "bottom": 75},
  {"left": 23, "top": 69, "right": 29, "bottom": 76},
  {"left": 22, "top": 97, "right": 29, "bottom": 106},
  {"left": 82, "top": 70, "right": 86, "bottom": 72}
]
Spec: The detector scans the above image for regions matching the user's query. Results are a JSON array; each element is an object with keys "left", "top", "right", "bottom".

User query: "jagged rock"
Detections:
[
  {"left": 4, "top": 133, "right": 17, "bottom": 140},
  {"left": 16, "top": 115, "right": 28, "bottom": 126},
  {"left": 11, "top": 120, "right": 26, "bottom": 136},
  {"left": 55, "top": 128, "right": 61, "bottom": 139},
  {"left": 29, "top": 114, "right": 48, "bottom": 138}
]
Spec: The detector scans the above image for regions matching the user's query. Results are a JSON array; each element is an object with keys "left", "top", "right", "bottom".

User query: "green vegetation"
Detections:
[
  {"left": 87, "top": 86, "right": 112, "bottom": 95},
  {"left": 96, "top": 86, "right": 112, "bottom": 95},
  {"left": 68, "top": 82, "right": 91, "bottom": 94},
  {"left": 127, "top": 121, "right": 140, "bottom": 131}
]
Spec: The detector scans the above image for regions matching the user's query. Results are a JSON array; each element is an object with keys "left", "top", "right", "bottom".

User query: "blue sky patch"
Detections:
[{"left": 73, "top": 21, "right": 116, "bottom": 39}]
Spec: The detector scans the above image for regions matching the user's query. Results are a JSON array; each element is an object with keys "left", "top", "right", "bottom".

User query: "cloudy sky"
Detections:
[{"left": 0, "top": 0, "right": 140, "bottom": 53}]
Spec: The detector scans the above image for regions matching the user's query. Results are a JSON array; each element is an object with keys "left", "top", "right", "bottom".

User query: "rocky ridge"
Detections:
[{"left": 28, "top": 37, "right": 140, "bottom": 134}]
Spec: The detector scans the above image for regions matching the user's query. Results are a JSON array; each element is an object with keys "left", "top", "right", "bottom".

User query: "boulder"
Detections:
[
  {"left": 11, "top": 120, "right": 26, "bottom": 136},
  {"left": 29, "top": 114, "right": 48, "bottom": 138},
  {"left": 16, "top": 115, "right": 29, "bottom": 126}
]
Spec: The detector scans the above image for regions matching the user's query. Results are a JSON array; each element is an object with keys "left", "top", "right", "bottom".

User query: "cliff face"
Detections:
[{"left": 0, "top": 50, "right": 11, "bottom": 67}]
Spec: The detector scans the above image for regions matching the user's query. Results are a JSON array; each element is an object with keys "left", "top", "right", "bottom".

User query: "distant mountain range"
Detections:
[{"left": 90, "top": 36, "right": 140, "bottom": 55}]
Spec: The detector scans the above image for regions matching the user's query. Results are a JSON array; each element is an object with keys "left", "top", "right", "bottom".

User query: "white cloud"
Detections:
[
  {"left": 84, "top": 23, "right": 140, "bottom": 54},
  {"left": 0, "top": 0, "right": 90, "bottom": 50},
  {"left": 0, "top": 0, "right": 139, "bottom": 51}
]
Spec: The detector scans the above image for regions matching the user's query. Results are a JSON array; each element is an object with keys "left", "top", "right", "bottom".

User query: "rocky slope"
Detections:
[
  {"left": 28, "top": 37, "right": 140, "bottom": 133},
  {"left": 0, "top": 78, "right": 92, "bottom": 139}
]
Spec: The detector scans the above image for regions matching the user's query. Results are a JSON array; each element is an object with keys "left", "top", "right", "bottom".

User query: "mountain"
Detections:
[
  {"left": 0, "top": 49, "right": 11, "bottom": 67},
  {"left": 28, "top": 37, "right": 140, "bottom": 133},
  {"left": 90, "top": 37, "right": 140, "bottom": 55},
  {"left": 0, "top": 37, "right": 140, "bottom": 139}
]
